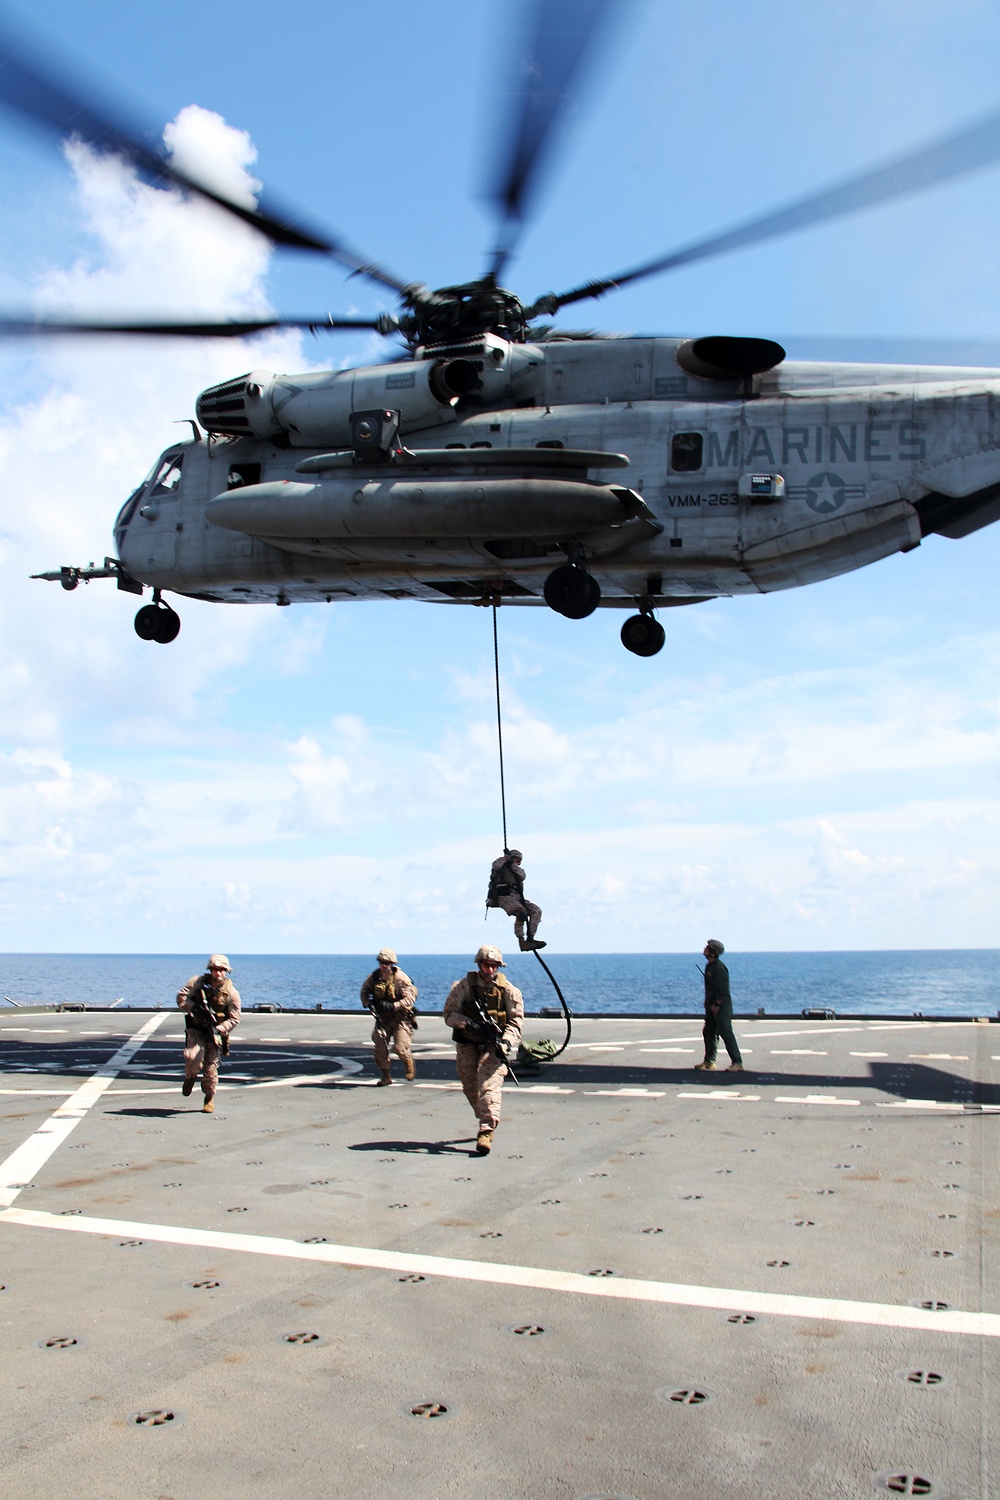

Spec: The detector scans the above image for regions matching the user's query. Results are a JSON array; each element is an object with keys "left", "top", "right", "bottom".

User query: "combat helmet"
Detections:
[
  {"left": 475, "top": 944, "right": 506, "bottom": 967},
  {"left": 377, "top": 948, "right": 398, "bottom": 965}
]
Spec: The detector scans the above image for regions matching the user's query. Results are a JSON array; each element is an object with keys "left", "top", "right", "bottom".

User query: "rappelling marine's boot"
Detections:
[
  {"left": 476, "top": 1129, "right": 494, "bottom": 1155},
  {"left": 182, "top": 1078, "right": 195, "bottom": 1097},
  {"left": 202, "top": 1095, "right": 215, "bottom": 1113},
  {"left": 377, "top": 1068, "right": 393, "bottom": 1087},
  {"left": 404, "top": 1057, "right": 415, "bottom": 1081}
]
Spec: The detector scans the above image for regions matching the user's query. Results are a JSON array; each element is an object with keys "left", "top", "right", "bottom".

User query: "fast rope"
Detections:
[
  {"left": 491, "top": 604, "right": 508, "bottom": 853},
  {"left": 490, "top": 605, "right": 572, "bottom": 1058}
]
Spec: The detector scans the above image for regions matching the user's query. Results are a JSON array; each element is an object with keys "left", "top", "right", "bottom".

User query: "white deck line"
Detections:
[
  {"left": 0, "top": 1014, "right": 164, "bottom": 1208},
  {"left": 774, "top": 1094, "right": 860, "bottom": 1106},
  {"left": 2, "top": 1203, "right": 997, "bottom": 1340},
  {"left": 677, "top": 1090, "right": 761, "bottom": 1101}
]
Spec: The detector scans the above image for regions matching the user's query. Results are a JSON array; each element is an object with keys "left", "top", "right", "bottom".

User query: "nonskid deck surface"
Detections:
[{"left": 0, "top": 1010, "right": 996, "bottom": 1500}]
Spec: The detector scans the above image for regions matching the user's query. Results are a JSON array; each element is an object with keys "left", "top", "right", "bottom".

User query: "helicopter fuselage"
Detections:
[{"left": 105, "top": 334, "right": 1000, "bottom": 636}]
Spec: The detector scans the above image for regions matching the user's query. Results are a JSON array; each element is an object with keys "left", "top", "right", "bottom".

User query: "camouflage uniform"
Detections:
[
  {"left": 177, "top": 959, "right": 241, "bottom": 1106},
  {"left": 359, "top": 957, "right": 417, "bottom": 1080},
  {"left": 488, "top": 850, "right": 542, "bottom": 949},
  {"left": 443, "top": 949, "right": 523, "bottom": 1144}
]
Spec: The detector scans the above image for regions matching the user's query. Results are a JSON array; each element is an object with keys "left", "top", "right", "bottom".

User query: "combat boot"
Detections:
[
  {"left": 182, "top": 1079, "right": 195, "bottom": 1097},
  {"left": 202, "top": 1097, "right": 215, "bottom": 1113},
  {"left": 476, "top": 1128, "right": 493, "bottom": 1155},
  {"left": 693, "top": 1060, "right": 716, "bottom": 1071},
  {"left": 377, "top": 1068, "right": 393, "bottom": 1086},
  {"left": 404, "top": 1057, "right": 415, "bottom": 1081},
  {"left": 725, "top": 1063, "right": 744, "bottom": 1072}
]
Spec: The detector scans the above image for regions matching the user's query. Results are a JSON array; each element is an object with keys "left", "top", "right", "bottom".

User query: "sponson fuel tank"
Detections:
[{"left": 204, "top": 475, "right": 644, "bottom": 541}]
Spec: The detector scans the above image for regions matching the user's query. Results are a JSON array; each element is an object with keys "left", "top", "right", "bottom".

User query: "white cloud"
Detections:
[
  {"left": 162, "top": 107, "right": 262, "bottom": 213},
  {"left": 283, "top": 736, "right": 352, "bottom": 831}
]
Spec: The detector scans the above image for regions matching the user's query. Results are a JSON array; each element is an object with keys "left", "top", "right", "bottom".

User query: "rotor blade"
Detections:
[
  {"left": 487, "top": 0, "right": 619, "bottom": 282},
  {"left": 0, "top": 24, "right": 409, "bottom": 295},
  {"left": 0, "top": 314, "right": 389, "bottom": 338},
  {"left": 533, "top": 104, "right": 1000, "bottom": 313}
]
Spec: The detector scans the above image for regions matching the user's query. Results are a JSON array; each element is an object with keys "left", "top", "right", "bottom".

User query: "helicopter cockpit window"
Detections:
[
  {"left": 671, "top": 432, "right": 703, "bottom": 473},
  {"left": 114, "top": 488, "right": 143, "bottom": 543},
  {"left": 151, "top": 454, "right": 184, "bottom": 496}
]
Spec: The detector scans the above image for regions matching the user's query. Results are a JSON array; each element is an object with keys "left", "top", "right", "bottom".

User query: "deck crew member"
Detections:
[
  {"left": 176, "top": 954, "right": 241, "bottom": 1113},
  {"left": 694, "top": 939, "right": 743, "bottom": 1073},
  {"left": 443, "top": 944, "right": 524, "bottom": 1155},
  {"left": 360, "top": 948, "right": 418, "bottom": 1086},
  {"left": 487, "top": 848, "right": 544, "bottom": 951}
]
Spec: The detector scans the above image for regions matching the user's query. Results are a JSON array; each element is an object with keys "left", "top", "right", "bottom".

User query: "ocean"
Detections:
[{"left": 0, "top": 950, "right": 996, "bottom": 1018}]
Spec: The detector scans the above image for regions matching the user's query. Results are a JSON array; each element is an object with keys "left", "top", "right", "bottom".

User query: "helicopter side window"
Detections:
[
  {"left": 671, "top": 432, "right": 703, "bottom": 473},
  {"left": 227, "top": 463, "right": 261, "bottom": 489},
  {"left": 151, "top": 454, "right": 184, "bottom": 496}
]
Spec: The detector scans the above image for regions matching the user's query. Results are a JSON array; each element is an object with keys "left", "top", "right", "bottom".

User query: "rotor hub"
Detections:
[{"left": 399, "top": 280, "right": 529, "bottom": 350}]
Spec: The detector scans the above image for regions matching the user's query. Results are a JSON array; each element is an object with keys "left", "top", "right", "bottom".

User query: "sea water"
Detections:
[{"left": 0, "top": 950, "right": 996, "bottom": 1017}]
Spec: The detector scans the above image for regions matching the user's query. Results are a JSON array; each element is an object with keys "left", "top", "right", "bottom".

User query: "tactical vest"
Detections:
[
  {"left": 464, "top": 971, "right": 508, "bottom": 1027},
  {"left": 368, "top": 972, "right": 416, "bottom": 1008},
  {"left": 369, "top": 973, "right": 396, "bottom": 1006}
]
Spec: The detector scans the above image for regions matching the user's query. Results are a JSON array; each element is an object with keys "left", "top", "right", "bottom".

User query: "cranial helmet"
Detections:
[
  {"left": 377, "top": 948, "right": 397, "bottom": 965},
  {"left": 506, "top": 849, "right": 523, "bottom": 861},
  {"left": 705, "top": 939, "right": 725, "bottom": 956},
  {"left": 475, "top": 944, "right": 506, "bottom": 967}
]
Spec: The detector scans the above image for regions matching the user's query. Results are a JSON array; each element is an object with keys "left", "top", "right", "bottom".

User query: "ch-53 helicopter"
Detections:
[{"left": 6, "top": 2, "right": 1000, "bottom": 656}]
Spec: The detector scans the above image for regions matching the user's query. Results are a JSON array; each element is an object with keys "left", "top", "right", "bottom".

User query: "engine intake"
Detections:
[{"left": 196, "top": 370, "right": 281, "bottom": 439}]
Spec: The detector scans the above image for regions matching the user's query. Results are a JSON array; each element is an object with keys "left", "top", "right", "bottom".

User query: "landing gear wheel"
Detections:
[
  {"left": 134, "top": 604, "right": 181, "bottom": 644},
  {"left": 134, "top": 604, "right": 161, "bottom": 641},
  {"left": 620, "top": 613, "right": 665, "bottom": 656},
  {"left": 543, "top": 564, "right": 601, "bottom": 619},
  {"left": 152, "top": 606, "right": 181, "bottom": 643}
]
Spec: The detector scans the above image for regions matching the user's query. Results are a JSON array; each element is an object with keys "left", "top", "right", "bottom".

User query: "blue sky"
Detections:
[{"left": 0, "top": 0, "right": 998, "bottom": 955}]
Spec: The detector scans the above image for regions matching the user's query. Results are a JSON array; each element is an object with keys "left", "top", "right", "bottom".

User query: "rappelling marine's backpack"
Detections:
[{"left": 486, "top": 857, "right": 522, "bottom": 908}]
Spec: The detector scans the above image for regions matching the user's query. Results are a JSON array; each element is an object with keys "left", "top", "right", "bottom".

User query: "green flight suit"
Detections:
[{"left": 703, "top": 957, "right": 742, "bottom": 1066}]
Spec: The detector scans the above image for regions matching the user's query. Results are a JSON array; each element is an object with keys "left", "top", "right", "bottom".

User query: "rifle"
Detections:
[
  {"left": 366, "top": 999, "right": 394, "bottom": 1041},
  {"left": 185, "top": 978, "right": 229, "bottom": 1055},
  {"left": 464, "top": 989, "right": 519, "bottom": 1087}
]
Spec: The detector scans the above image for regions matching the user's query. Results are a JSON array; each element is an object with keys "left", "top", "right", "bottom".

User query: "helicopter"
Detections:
[{"left": 6, "top": 2, "right": 1000, "bottom": 657}]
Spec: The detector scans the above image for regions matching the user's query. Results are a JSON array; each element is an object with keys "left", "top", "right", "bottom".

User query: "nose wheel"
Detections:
[
  {"left": 134, "top": 601, "right": 181, "bottom": 644},
  {"left": 620, "top": 611, "right": 665, "bottom": 656}
]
